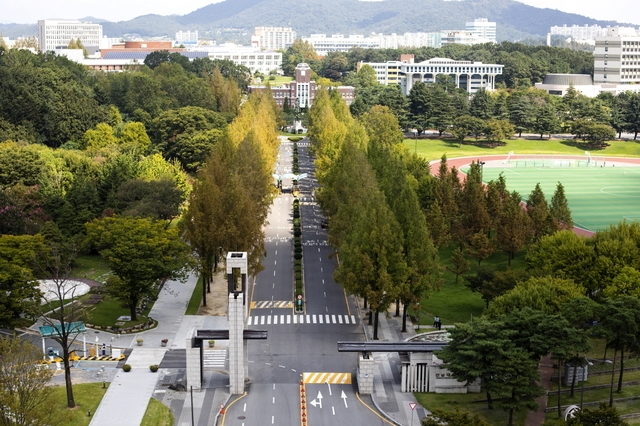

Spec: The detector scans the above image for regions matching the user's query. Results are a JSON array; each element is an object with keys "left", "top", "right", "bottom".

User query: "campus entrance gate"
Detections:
[{"left": 185, "top": 252, "right": 267, "bottom": 393}]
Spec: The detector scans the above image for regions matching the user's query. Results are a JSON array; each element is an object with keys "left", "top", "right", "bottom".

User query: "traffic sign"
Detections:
[
  {"left": 409, "top": 402, "right": 418, "bottom": 410},
  {"left": 297, "top": 295, "right": 303, "bottom": 300}
]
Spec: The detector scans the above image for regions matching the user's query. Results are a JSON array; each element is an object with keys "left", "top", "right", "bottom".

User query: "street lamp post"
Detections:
[
  {"left": 606, "top": 357, "right": 615, "bottom": 407},
  {"left": 480, "top": 161, "right": 486, "bottom": 181},
  {"left": 580, "top": 358, "right": 594, "bottom": 410}
]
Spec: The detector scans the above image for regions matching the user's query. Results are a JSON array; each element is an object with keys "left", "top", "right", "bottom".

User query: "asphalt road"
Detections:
[{"left": 224, "top": 140, "right": 378, "bottom": 426}]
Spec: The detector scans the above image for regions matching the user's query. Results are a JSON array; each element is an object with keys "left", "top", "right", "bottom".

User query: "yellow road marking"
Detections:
[{"left": 302, "top": 372, "right": 352, "bottom": 384}]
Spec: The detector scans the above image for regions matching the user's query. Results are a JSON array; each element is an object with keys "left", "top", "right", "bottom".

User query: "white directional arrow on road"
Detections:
[
  {"left": 310, "top": 391, "right": 323, "bottom": 408},
  {"left": 341, "top": 390, "right": 348, "bottom": 408}
]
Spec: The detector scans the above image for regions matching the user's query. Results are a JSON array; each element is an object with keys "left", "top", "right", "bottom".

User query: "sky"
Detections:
[{"left": 0, "top": 0, "right": 638, "bottom": 25}]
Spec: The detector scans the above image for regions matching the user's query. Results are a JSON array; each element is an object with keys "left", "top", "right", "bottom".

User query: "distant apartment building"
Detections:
[
  {"left": 465, "top": 18, "right": 497, "bottom": 43},
  {"left": 376, "top": 32, "right": 442, "bottom": 49},
  {"left": 38, "top": 19, "right": 103, "bottom": 52},
  {"left": 176, "top": 30, "right": 199, "bottom": 44},
  {"left": 550, "top": 24, "right": 608, "bottom": 42},
  {"left": 358, "top": 55, "right": 503, "bottom": 94},
  {"left": 440, "top": 31, "right": 481, "bottom": 46},
  {"left": 193, "top": 44, "right": 282, "bottom": 74},
  {"left": 248, "top": 63, "right": 354, "bottom": 108},
  {"left": 593, "top": 27, "right": 640, "bottom": 85},
  {"left": 251, "top": 27, "right": 296, "bottom": 51},
  {"left": 301, "top": 34, "right": 381, "bottom": 55}
]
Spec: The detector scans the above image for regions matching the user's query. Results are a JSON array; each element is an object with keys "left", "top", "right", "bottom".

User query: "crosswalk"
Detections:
[
  {"left": 247, "top": 314, "right": 357, "bottom": 326},
  {"left": 280, "top": 141, "right": 310, "bottom": 147},
  {"left": 303, "top": 372, "right": 352, "bottom": 384},
  {"left": 203, "top": 349, "right": 226, "bottom": 369}
]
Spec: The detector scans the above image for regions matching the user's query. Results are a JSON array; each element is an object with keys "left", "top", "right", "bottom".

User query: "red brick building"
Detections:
[{"left": 249, "top": 63, "right": 354, "bottom": 109}]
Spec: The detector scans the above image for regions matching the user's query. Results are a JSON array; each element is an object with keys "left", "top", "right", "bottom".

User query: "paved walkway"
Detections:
[
  {"left": 361, "top": 304, "right": 434, "bottom": 426},
  {"left": 89, "top": 273, "right": 198, "bottom": 426},
  {"left": 525, "top": 355, "right": 555, "bottom": 426}
]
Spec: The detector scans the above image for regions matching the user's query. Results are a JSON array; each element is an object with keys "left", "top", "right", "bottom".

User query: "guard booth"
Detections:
[{"left": 338, "top": 331, "right": 480, "bottom": 394}]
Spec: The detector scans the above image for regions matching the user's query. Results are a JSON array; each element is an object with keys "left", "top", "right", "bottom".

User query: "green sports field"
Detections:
[{"left": 462, "top": 160, "right": 640, "bottom": 232}]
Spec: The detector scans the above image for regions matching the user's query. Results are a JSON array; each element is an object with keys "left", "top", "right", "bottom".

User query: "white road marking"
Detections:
[
  {"left": 332, "top": 315, "right": 336, "bottom": 323},
  {"left": 338, "top": 316, "right": 343, "bottom": 324},
  {"left": 312, "top": 315, "right": 317, "bottom": 323},
  {"left": 319, "top": 315, "right": 323, "bottom": 324},
  {"left": 351, "top": 315, "right": 356, "bottom": 324}
]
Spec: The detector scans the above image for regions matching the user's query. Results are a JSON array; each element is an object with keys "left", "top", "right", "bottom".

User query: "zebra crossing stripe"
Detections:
[{"left": 246, "top": 314, "right": 356, "bottom": 325}]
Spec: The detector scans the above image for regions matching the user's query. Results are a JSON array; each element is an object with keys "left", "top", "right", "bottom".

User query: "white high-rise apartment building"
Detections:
[
  {"left": 251, "top": 27, "right": 296, "bottom": 51},
  {"left": 38, "top": 19, "right": 103, "bottom": 52},
  {"left": 550, "top": 25, "right": 608, "bottom": 42},
  {"left": 465, "top": 18, "right": 496, "bottom": 43},
  {"left": 301, "top": 34, "right": 381, "bottom": 55},
  {"left": 594, "top": 27, "right": 640, "bottom": 85},
  {"left": 376, "top": 32, "right": 442, "bottom": 49},
  {"left": 176, "top": 31, "right": 199, "bottom": 44}
]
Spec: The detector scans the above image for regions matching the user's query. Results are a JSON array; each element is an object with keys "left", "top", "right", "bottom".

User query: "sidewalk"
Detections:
[
  {"left": 361, "top": 305, "right": 433, "bottom": 426},
  {"left": 89, "top": 273, "right": 198, "bottom": 426}
]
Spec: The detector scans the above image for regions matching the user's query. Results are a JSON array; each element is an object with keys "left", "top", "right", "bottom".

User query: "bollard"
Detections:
[{"left": 87, "top": 410, "right": 91, "bottom": 417}]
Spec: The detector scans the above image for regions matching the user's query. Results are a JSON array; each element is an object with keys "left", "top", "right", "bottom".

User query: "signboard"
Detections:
[{"left": 39, "top": 321, "right": 86, "bottom": 337}]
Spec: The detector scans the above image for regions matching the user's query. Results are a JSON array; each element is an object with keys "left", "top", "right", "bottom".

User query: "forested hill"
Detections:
[{"left": 1, "top": 0, "right": 634, "bottom": 41}]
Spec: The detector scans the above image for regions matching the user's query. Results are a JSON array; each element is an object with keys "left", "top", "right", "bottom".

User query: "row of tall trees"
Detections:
[
  {"left": 420, "top": 156, "right": 572, "bottom": 269},
  {"left": 309, "top": 89, "right": 441, "bottom": 338},
  {"left": 181, "top": 91, "right": 280, "bottom": 307}
]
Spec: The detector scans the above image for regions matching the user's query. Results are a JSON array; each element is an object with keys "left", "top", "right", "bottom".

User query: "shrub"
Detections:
[
  {"left": 293, "top": 218, "right": 300, "bottom": 227},
  {"left": 149, "top": 364, "right": 159, "bottom": 372},
  {"left": 294, "top": 229, "right": 301, "bottom": 238},
  {"left": 295, "top": 259, "right": 302, "bottom": 268},
  {"left": 295, "top": 272, "right": 302, "bottom": 281},
  {"left": 294, "top": 246, "right": 302, "bottom": 254},
  {"left": 122, "top": 364, "right": 132, "bottom": 372},
  {"left": 294, "top": 252, "right": 302, "bottom": 260},
  {"left": 295, "top": 265, "right": 302, "bottom": 274}
]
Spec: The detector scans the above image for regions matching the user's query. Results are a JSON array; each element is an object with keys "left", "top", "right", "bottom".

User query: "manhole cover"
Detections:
[{"left": 238, "top": 416, "right": 246, "bottom": 420}]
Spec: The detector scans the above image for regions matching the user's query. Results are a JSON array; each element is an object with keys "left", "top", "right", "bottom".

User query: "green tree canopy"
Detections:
[{"left": 86, "top": 217, "right": 191, "bottom": 320}]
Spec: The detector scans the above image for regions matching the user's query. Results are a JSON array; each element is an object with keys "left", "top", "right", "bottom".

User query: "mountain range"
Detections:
[{"left": 0, "top": 0, "right": 635, "bottom": 43}]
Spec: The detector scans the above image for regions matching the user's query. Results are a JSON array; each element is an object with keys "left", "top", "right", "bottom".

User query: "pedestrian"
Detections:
[
  {"left": 437, "top": 318, "right": 442, "bottom": 330},
  {"left": 433, "top": 315, "right": 439, "bottom": 328}
]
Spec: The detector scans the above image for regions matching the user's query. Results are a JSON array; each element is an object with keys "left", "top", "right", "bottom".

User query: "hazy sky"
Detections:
[{"left": 0, "top": 0, "right": 638, "bottom": 25}]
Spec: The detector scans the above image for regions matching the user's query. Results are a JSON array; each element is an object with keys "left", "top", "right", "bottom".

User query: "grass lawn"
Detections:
[
  {"left": 47, "top": 382, "right": 108, "bottom": 426},
  {"left": 185, "top": 275, "right": 203, "bottom": 315},
  {"left": 83, "top": 295, "right": 152, "bottom": 328},
  {"left": 140, "top": 398, "right": 174, "bottom": 426},
  {"left": 544, "top": 384, "right": 640, "bottom": 421},
  {"left": 265, "top": 75, "right": 293, "bottom": 85},
  {"left": 415, "top": 391, "right": 528, "bottom": 426},
  {"left": 414, "top": 246, "right": 527, "bottom": 327},
  {"left": 72, "top": 254, "right": 112, "bottom": 284},
  {"left": 405, "top": 138, "right": 640, "bottom": 163}
]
